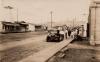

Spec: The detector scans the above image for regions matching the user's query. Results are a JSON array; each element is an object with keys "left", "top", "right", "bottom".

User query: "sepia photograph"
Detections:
[{"left": 0, "top": 0, "right": 100, "bottom": 62}]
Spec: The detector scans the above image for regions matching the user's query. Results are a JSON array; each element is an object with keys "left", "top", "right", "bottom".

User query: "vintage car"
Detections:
[{"left": 46, "top": 29, "right": 64, "bottom": 42}]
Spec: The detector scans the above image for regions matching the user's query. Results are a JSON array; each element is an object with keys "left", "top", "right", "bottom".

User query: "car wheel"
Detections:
[
  {"left": 46, "top": 37, "right": 51, "bottom": 42},
  {"left": 60, "top": 35, "right": 64, "bottom": 41},
  {"left": 65, "top": 33, "right": 67, "bottom": 39}
]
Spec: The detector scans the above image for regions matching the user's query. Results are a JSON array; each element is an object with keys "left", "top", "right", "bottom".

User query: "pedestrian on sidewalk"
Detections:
[
  {"left": 65, "top": 29, "right": 68, "bottom": 39},
  {"left": 68, "top": 29, "right": 71, "bottom": 38}
]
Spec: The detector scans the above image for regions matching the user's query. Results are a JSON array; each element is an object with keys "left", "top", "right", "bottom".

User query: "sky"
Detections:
[{"left": 1, "top": 0, "right": 91, "bottom": 24}]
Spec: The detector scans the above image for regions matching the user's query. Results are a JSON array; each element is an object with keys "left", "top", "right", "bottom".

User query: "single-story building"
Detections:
[
  {"left": 28, "top": 23, "right": 35, "bottom": 32},
  {"left": 0, "top": 21, "right": 3, "bottom": 32},
  {"left": 0, "top": 21, "right": 29, "bottom": 33},
  {"left": 35, "top": 24, "right": 48, "bottom": 31}
]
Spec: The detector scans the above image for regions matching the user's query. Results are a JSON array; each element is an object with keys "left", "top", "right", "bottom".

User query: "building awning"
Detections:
[
  {"left": 20, "top": 23, "right": 29, "bottom": 26},
  {"left": 2, "top": 21, "right": 29, "bottom": 26},
  {"left": 3, "top": 23, "right": 20, "bottom": 26}
]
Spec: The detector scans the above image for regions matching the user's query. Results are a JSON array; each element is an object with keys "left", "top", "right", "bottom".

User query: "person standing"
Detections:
[
  {"left": 68, "top": 29, "right": 71, "bottom": 37},
  {"left": 65, "top": 29, "right": 68, "bottom": 39}
]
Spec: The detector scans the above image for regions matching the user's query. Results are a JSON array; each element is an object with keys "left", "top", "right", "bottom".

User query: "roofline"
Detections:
[{"left": 94, "top": 1, "right": 100, "bottom": 4}]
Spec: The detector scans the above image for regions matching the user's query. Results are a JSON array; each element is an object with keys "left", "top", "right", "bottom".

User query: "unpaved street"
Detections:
[
  {"left": 0, "top": 32, "right": 58, "bottom": 62},
  {"left": 0, "top": 31, "right": 47, "bottom": 44}
]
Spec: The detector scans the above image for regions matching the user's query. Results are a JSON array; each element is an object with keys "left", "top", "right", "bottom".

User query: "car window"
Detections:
[{"left": 48, "top": 30, "right": 57, "bottom": 33}]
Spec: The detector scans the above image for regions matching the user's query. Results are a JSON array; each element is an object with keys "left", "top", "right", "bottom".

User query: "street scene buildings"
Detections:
[{"left": 0, "top": 0, "right": 100, "bottom": 62}]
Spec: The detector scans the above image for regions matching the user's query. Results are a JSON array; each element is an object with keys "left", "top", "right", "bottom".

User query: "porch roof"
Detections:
[{"left": 3, "top": 23, "right": 20, "bottom": 26}]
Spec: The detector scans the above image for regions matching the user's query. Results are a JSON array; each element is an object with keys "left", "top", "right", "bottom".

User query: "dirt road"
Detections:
[
  {"left": 0, "top": 31, "right": 47, "bottom": 44},
  {"left": 0, "top": 32, "right": 58, "bottom": 62}
]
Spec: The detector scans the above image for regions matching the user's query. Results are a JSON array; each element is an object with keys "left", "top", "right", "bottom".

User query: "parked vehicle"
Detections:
[{"left": 46, "top": 29, "right": 64, "bottom": 42}]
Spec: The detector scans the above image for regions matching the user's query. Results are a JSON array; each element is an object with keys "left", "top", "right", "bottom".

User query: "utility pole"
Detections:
[
  {"left": 73, "top": 19, "right": 74, "bottom": 27},
  {"left": 73, "top": 18, "right": 75, "bottom": 28},
  {"left": 17, "top": 8, "right": 18, "bottom": 22},
  {"left": 41, "top": 17, "right": 42, "bottom": 25},
  {"left": 50, "top": 11, "right": 53, "bottom": 28}
]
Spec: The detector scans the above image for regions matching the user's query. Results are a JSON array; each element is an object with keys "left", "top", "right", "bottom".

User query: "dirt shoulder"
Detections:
[{"left": 48, "top": 41, "right": 100, "bottom": 62}]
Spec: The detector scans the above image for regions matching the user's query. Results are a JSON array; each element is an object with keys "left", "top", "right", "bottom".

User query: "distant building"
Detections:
[
  {"left": 17, "top": 21, "right": 29, "bottom": 32},
  {"left": 28, "top": 23, "right": 35, "bottom": 32},
  {"left": 35, "top": 24, "right": 47, "bottom": 31},
  {"left": 0, "top": 21, "right": 29, "bottom": 33},
  {"left": 0, "top": 21, "right": 3, "bottom": 32}
]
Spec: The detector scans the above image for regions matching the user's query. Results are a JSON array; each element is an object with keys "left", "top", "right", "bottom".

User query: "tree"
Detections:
[
  {"left": 4, "top": 6, "right": 13, "bottom": 9},
  {"left": 4, "top": 6, "right": 13, "bottom": 21}
]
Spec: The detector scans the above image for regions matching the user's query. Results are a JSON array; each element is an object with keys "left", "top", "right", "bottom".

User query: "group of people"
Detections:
[
  {"left": 63, "top": 25, "right": 84, "bottom": 39},
  {"left": 56, "top": 25, "right": 85, "bottom": 40}
]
